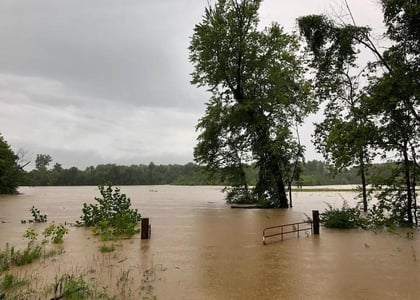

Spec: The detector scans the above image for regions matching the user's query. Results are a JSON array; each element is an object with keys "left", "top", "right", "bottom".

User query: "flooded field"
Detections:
[{"left": 1, "top": 186, "right": 419, "bottom": 299}]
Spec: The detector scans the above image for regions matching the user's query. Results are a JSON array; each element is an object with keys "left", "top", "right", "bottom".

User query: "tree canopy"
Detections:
[
  {"left": 298, "top": 0, "right": 419, "bottom": 225},
  {"left": 0, "top": 134, "right": 22, "bottom": 194},
  {"left": 190, "top": 0, "right": 314, "bottom": 207}
]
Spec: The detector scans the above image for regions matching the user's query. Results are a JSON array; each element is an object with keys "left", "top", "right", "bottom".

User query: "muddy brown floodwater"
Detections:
[{"left": 0, "top": 186, "right": 419, "bottom": 299}]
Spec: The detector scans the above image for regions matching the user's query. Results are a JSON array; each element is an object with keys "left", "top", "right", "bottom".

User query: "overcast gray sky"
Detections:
[{"left": 0, "top": 0, "right": 385, "bottom": 169}]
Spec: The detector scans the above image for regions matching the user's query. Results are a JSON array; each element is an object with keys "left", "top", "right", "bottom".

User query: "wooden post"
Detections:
[
  {"left": 312, "top": 210, "right": 320, "bottom": 235},
  {"left": 141, "top": 218, "right": 150, "bottom": 239}
]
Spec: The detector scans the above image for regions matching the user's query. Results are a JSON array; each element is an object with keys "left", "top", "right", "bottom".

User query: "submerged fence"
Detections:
[{"left": 262, "top": 210, "right": 319, "bottom": 245}]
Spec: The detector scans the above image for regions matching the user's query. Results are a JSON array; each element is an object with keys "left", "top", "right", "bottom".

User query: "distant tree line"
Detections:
[
  {"left": 15, "top": 153, "right": 372, "bottom": 187},
  {"left": 0, "top": 132, "right": 403, "bottom": 192},
  {"left": 21, "top": 155, "right": 215, "bottom": 186}
]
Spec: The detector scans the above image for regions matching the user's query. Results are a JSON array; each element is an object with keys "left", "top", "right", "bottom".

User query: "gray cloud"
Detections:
[
  {"left": 0, "top": 0, "right": 385, "bottom": 168},
  {"left": 0, "top": 0, "right": 206, "bottom": 110}
]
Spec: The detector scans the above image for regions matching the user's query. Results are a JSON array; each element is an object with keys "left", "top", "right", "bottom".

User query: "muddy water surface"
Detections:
[{"left": 0, "top": 186, "right": 419, "bottom": 299}]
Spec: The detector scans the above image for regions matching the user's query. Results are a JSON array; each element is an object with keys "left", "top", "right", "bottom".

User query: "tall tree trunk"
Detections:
[
  {"left": 361, "top": 168, "right": 368, "bottom": 212},
  {"left": 403, "top": 141, "right": 413, "bottom": 224},
  {"left": 276, "top": 176, "right": 288, "bottom": 208},
  {"left": 273, "top": 158, "right": 288, "bottom": 208},
  {"left": 359, "top": 153, "right": 368, "bottom": 212},
  {"left": 412, "top": 145, "right": 418, "bottom": 226},
  {"left": 239, "top": 163, "right": 249, "bottom": 194}
]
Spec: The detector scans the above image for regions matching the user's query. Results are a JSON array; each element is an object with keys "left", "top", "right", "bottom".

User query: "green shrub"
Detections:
[
  {"left": 321, "top": 202, "right": 367, "bottom": 229},
  {"left": 42, "top": 223, "right": 69, "bottom": 244},
  {"left": 30, "top": 206, "right": 47, "bottom": 223},
  {"left": 0, "top": 244, "right": 12, "bottom": 272},
  {"left": 224, "top": 186, "right": 255, "bottom": 204},
  {"left": 23, "top": 228, "right": 38, "bottom": 244},
  {"left": 12, "top": 245, "right": 43, "bottom": 266},
  {"left": 0, "top": 226, "right": 65, "bottom": 272},
  {"left": 11, "top": 228, "right": 44, "bottom": 266},
  {"left": 79, "top": 184, "right": 141, "bottom": 239},
  {"left": 99, "top": 243, "right": 115, "bottom": 253},
  {"left": 0, "top": 242, "right": 43, "bottom": 270}
]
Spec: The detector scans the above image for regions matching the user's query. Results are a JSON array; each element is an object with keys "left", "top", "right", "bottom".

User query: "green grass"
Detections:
[
  {"left": 0, "top": 273, "right": 28, "bottom": 291},
  {"left": 99, "top": 244, "right": 116, "bottom": 253},
  {"left": 0, "top": 243, "right": 44, "bottom": 271}
]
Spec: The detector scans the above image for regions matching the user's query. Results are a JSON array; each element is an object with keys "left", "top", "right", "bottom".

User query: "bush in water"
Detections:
[
  {"left": 320, "top": 201, "right": 368, "bottom": 229},
  {"left": 78, "top": 183, "right": 141, "bottom": 239}
]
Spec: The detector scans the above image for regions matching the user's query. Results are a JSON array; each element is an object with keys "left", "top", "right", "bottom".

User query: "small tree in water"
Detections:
[{"left": 79, "top": 184, "right": 141, "bottom": 239}]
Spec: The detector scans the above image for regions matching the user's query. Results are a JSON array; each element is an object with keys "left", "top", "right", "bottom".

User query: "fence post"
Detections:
[
  {"left": 141, "top": 218, "right": 150, "bottom": 239},
  {"left": 312, "top": 210, "right": 320, "bottom": 235}
]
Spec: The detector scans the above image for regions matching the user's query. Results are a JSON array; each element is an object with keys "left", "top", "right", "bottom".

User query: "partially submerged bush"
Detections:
[
  {"left": 0, "top": 243, "right": 32, "bottom": 271},
  {"left": 224, "top": 186, "right": 255, "bottom": 204},
  {"left": 43, "top": 223, "right": 69, "bottom": 244},
  {"left": 30, "top": 206, "right": 47, "bottom": 223},
  {"left": 321, "top": 201, "right": 367, "bottom": 229},
  {"left": 0, "top": 225, "right": 68, "bottom": 272},
  {"left": 21, "top": 206, "right": 47, "bottom": 224},
  {"left": 79, "top": 184, "right": 141, "bottom": 239}
]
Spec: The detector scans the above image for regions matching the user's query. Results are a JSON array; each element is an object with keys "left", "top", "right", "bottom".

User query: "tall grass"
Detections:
[
  {"left": 0, "top": 251, "right": 159, "bottom": 299},
  {"left": 0, "top": 243, "right": 43, "bottom": 271}
]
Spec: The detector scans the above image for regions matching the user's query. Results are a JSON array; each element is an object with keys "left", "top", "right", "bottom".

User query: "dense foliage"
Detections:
[
  {"left": 320, "top": 202, "right": 367, "bottom": 229},
  {"left": 190, "top": 0, "right": 314, "bottom": 207},
  {"left": 0, "top": 134, "right": 22, "bottom": 194},
  {"left": 79, "top": 184, "right": 141, "bottom": 239},
  {"left": 298, "top": 0, "right": 419, "bottom": 225}
]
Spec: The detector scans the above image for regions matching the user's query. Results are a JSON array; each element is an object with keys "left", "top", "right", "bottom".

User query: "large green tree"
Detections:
[
  {"left": 297, "top": 14, "right": 377, "bottom": 212},
  {"left": 190, "top": 0, "right": 313, "bottom": 207},
  {"left": 298, "top": 0, "right": 419, "bottom": 224},
  {"left": 0, "top": 134, "right": 22, "bottom": 194},
  {"left": 366, "top": 0, "right": 419, "bottom": 225}
]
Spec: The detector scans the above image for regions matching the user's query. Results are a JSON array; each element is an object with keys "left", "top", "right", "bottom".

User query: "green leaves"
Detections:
[
  {"left": 190, "top": 0, "right": 314, "bottom": 207},
  {"left": 42, "top": 223, "right": 68, "bottom": 244},
  {"left": 320, "top": 202, "right": 367, "bottom": 229},
  {"left": 299, "top": 2, "right": 419, "bottom": 223},
  {"left": 297, "top": 14, "right": 369, "bottom": 71},
  {"left": 79, "top": 183, "right": 141, "bottom": 239},
  {"left": 30, "top": 206, "right": 47, "bottom": 223},
  {"left": 0, "top": 134, "right": 22, "bottom": 194}
]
